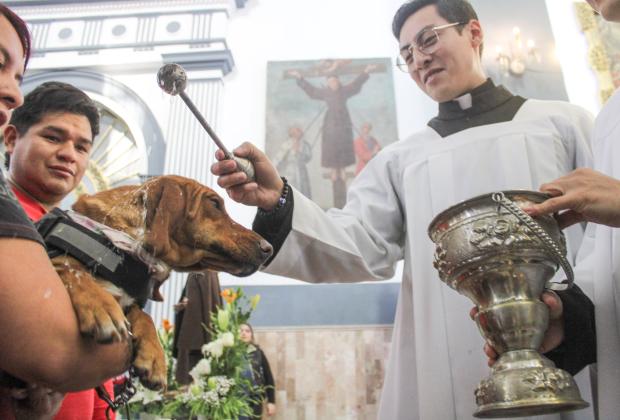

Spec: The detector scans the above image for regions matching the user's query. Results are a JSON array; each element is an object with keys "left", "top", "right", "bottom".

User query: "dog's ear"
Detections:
[{"left": 140, "top": 177, "right": 186, "bottom": 258}]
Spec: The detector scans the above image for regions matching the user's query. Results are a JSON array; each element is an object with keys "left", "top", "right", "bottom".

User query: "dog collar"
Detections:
[{"left": 36, "top": 208, "right": 168, "bottom": 307}]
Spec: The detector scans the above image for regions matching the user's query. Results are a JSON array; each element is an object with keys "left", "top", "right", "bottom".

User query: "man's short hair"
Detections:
[
  {"left": 9, "top": 81, "right": 100, "bottom": 139},
  {"left": 5, "top": 81, "right": 99, "bottom": 169},
  {"left": 392, "top": 0, "right": 479, "bottom": 41}
]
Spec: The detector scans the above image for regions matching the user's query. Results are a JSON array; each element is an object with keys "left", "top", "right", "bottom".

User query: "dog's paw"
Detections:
[
  {"left": 57, "top": 261, "right": 130, "bottom": 343},
  {"left": 132, "top": 344, "right": 167, "bottom": 391},
  {"left": 126, "top": 304, "right": 167, "bottom": 390},
  {"left": 73, "top": 290, "right": 129, "bottom": 343}
]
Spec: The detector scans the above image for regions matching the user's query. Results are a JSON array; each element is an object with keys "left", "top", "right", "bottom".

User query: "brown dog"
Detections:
[{"left": 53, "top": 175, "right": 272, "bottom": 390}]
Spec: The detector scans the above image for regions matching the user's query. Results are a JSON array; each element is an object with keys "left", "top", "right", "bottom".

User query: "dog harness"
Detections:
[{"left": 36, "top": 208, "right": 169, "bottom": 307}]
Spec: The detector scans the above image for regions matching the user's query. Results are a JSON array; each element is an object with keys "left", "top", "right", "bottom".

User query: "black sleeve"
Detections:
[
  {"left": 252, "top": 186, "right": 294, "bottom": 266},
  {"left": 260, "top": 348, "right": 275, "bottom": 404},
  {"left": 0, "top": 171, "right": 44, "bottom": 245},
  {"left": 544, "top": 284, "right": 596, "bottom": 375}
]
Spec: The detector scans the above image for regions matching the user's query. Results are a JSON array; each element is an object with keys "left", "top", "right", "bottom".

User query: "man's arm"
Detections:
[
  {"left": 545, "top": 285, "right": 596, "bottom": 375},
  {"left": 524, "top": 168, "right": 620, "bottom": 228},
  {"left": 0, "top": 238, "right": 131, "bottom": 392}
]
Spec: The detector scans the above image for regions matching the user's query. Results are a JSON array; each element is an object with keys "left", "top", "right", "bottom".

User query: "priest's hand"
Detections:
[
  {"left": 211, "top": 142, "right": 284, "bottom": 211},
  {"left": 523, "top": 168, "right": 620, "bottom": 228},
  {"left": 470, "top": 291, "right": 565, "bottom": 366}
]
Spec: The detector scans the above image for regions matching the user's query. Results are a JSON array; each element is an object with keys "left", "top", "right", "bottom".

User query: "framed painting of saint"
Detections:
[{"left": 265, "top": 58, "right": 398, "bottom": 210}]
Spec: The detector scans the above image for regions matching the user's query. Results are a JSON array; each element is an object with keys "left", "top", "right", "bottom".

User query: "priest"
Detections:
[{"left": 212, "top": 0, "right": 596, "bottom": 418}]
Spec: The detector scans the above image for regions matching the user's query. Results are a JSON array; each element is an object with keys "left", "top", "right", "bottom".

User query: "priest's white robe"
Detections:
[
  {"left": 265, "top": 99, "right": 595, "bottom": 419},
  {"left": 573, "top": 89, "right": 620, "bottom": 419}
]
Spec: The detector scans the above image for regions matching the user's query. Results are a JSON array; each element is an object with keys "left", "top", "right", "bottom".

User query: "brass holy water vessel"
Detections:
[{"left": 428, "top": 191, "right": 589, "bottom": 418}]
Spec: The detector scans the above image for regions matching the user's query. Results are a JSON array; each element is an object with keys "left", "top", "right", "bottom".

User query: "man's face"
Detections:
[
  {"left": 398, "top": 5, "right": 484, "bottom": 102},
  {"left": 0, "top": 15, "right": 26, "bottom": 129},
  {"left": 4, "top": 112, "right": 93, "bottom": 206},
  {"left": 587, "top": 0, "right": 620, "bottom": 21}
]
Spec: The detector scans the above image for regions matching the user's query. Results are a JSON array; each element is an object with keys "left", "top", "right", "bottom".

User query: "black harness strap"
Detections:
[{"left": 36, "top": 208, "right": 153, "bottom": 307}]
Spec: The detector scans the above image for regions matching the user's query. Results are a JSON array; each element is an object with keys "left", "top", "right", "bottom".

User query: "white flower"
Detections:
[
  {"left": 204, "top": 390, "right": 220, "bottom": 405},
  {"left": 207, "top": 376, "right": 235, "bottom": 396},
  {"left": 129, "top": 382, "right": 162, "bottom": 405},
  {"left": 203, "top": 339, "right": 224, "bottom": 358},
  {"left": 141, "top": 388, "right": 163, "bottom": 405},
  {"left": 189, "top": 358, "right": 211, "bottom": 382},
  {"left": 220, "top": 332, "right": 234, "bottom": 347}
]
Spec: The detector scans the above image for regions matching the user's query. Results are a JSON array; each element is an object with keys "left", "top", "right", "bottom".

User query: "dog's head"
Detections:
[{"left": 72, "top": 175, "right": 273, "bottom": 277}]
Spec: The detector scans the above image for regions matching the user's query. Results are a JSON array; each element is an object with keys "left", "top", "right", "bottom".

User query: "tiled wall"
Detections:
[{"left": 254, "top": 325, "right": 392, "bottom": 420}]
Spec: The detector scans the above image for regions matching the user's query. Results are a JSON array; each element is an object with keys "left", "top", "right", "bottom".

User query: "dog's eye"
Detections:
[{"left": 210, "top": 198, "right": 221, "bottom": 210}]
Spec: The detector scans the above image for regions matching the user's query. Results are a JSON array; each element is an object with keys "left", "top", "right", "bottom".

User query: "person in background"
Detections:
[
  {"left": 173, "top": 271, "right": 222, "bottom": 385},
  {"left": 239, "top": 323, "right": 275, "bottom": 419},
  {"left": 0, "top": 5, "right": 130, "bottom": 420}
]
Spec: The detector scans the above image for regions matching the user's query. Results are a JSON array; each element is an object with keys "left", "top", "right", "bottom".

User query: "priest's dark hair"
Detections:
[
  {"left": 0, "top": 4, "right": 32, "bottom": 70},
  {"left": 5, "top": 81, "right": 100, "bottom": 169},
  {"left": 392, "top": 0, "right": 482, "bottom": 56}
]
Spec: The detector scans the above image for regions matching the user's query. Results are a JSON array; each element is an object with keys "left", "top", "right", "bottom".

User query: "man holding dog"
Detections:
[
  {"left": 3, "top": 81, "right": 117, "bottom": 419},
  {"left": 212, "top": 0, "right": 597, "bottom": 418}
]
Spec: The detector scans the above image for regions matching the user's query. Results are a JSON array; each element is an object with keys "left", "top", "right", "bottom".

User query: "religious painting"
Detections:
[
  {"left": 471, "top": 0, "right": 568, "bottom": 101},
  {"left": 575, "top": 2, "right": 620, "bottom": 103},
  {"left": 265, "top": 58, "right": 398, "bottom": 210}
]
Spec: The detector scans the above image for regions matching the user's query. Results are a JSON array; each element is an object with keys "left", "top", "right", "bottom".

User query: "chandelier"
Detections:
[{"left": 495, "top": 27, "right": 541, "bottom": 76}]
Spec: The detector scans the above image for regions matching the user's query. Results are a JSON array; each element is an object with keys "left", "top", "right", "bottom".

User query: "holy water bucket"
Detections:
[{"left": 428, "top": 191, "right": 589, "bottom": 418}]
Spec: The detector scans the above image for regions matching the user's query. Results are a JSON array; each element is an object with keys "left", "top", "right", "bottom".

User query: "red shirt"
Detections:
[
  {"left": 54, "top": 381, "right": 115, "bottom": 420},
  {"left": 9, "top": 185, "right": 115, "bottom": 420},
  {"left": 10, "top": 186, "right": 46, "bottom": 221}
]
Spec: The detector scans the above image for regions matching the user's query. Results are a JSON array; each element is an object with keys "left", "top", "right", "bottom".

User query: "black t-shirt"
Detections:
[{"left": 0, "top": 170, "right": 44, "bottom": 245}]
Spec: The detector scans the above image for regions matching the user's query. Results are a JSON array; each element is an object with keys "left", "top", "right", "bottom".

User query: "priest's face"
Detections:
[
  {"left": 587, "top": 0, "right": 620, "bottom": 21},
  {"left": 398, "top": 5, "right": 486, "bottom": 103}
]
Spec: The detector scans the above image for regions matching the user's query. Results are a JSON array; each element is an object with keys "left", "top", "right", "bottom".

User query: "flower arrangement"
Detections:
[{"left": 162, "top": 287, "right": 262, "bottom": 419}]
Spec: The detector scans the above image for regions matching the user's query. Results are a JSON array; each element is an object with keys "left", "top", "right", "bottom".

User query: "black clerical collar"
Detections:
[{"left": 428, "top": 78, "right": 526, "bottom": 137}]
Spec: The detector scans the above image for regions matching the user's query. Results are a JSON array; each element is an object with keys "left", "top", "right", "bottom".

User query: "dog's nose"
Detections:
[{"left": 259, "top": 239, "right": 273, "bottom": 259}]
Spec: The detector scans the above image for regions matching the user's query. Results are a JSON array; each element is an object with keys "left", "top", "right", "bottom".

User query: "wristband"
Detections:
[{"left": 258, "top": 177, "right": 289, "bottom": 216}]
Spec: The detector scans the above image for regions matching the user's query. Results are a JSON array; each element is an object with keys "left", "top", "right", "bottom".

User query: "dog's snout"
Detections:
[{"left": 259, "top": 239, "right": 273, "bottom": 260}]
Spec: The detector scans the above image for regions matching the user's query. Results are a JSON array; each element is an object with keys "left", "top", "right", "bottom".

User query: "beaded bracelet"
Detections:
[{"left": 257, "top": 177, "right": 289, "bottom": 216}]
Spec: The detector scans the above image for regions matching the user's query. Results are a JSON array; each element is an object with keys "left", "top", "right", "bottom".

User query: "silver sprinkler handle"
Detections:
[{"left": 157, "top": 63, "right": 256, "bottom": 181}]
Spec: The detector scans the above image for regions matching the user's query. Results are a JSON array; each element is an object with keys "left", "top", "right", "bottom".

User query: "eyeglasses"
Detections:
[{"left": 396, "top": 22, "right": 465, "bottom": 72}]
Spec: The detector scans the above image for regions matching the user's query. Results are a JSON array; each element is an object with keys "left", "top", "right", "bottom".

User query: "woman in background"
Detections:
[{"left": 239, "top": 323, "right": 276, "bottom": 419}]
